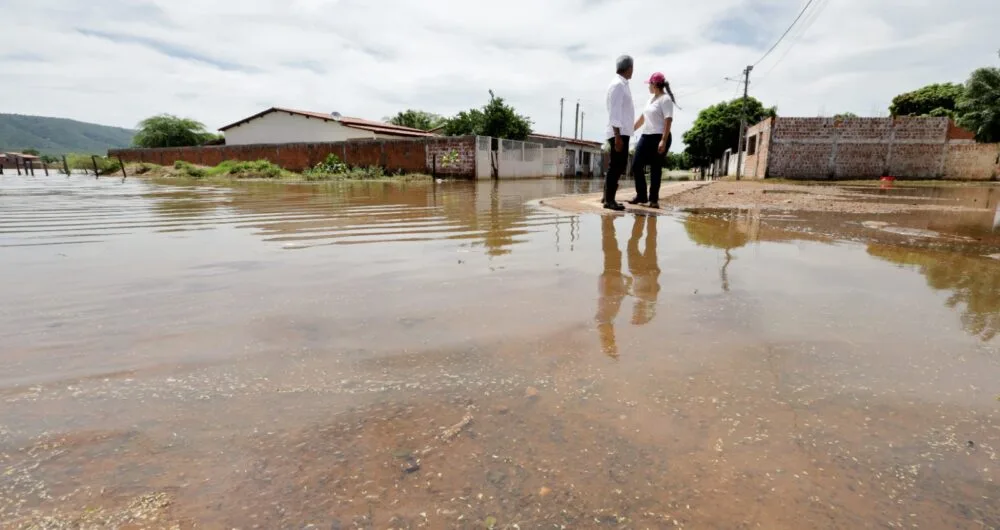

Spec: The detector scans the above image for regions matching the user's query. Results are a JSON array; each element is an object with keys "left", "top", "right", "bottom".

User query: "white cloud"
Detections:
[{"left": 1, "top": 0, "right": 996, "bottom": 146}]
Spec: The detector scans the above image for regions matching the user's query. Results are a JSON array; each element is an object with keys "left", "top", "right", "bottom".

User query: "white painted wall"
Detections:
[{"left": 223, "top": 112, "right": 376, "bottom": 145}]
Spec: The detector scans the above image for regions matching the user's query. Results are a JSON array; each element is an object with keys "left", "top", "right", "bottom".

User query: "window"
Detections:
[{"left": 747, "top": 134, "right": 758, "bottom": 156}]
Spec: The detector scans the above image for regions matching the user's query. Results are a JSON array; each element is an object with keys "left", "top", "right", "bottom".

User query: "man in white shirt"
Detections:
[{"left": 603, "top": 55, "right": 636, "bottom": 211}]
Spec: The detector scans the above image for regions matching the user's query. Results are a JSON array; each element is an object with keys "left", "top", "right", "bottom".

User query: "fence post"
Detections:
[
  {"left": 15, "top": 157, "right": 21, "bottom": 175},
  {"left": 91, "top": 156, "right": 100, "bottom": 178},
  {"left": 62, "top": 155, "right": 70, "bottom": 176},
  {"left": 27, "top": 160, "right": 35, "bottom": 176},
  {"left": 118, "top": 156, "right": 127, "bottom": 179},
  {"left": 43, "top": 160, "right": 49, "bottom": 176}
]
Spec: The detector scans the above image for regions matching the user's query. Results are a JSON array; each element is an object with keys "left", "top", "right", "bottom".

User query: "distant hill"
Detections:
[{"left": 0, "top": 113, "right": 135, "bottom": 155}]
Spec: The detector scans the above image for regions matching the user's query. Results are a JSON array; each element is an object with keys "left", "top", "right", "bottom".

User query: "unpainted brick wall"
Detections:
[
  {"left": 764, "top": 116, "right": 954, "bottom": 179},
  {"left": 424, "top": 137, "right": 477, "bottom": 177},
  {"left": 944, "top": 143, "right": 1000, "bottom": 180},
  {"left": 110, "top": 137, "right": 479, "bottom": 178},
  {"left": 743, "top": 117, "right": 772, "bottom": 179}
]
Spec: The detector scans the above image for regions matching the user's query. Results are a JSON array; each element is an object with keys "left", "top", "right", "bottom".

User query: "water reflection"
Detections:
[
  {"left": 868, "top": 244, "right": 1000, "bottom": 341},
  {"left": 683, "top": 210, "right": 757, "bottom": 292},
  {"left": 2, "top": 176, "right": 600, "bottom": 255},
  {"left": 595, "top": 215, "right": 661, "bottom": 357}
]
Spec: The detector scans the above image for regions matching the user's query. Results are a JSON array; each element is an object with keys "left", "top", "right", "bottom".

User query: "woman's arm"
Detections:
[
  {"left": 634, "top": 114, "right": 645, "bottom": 132},
  {"left": 658, "top": 118, "right": 673, "bottom": 153}
]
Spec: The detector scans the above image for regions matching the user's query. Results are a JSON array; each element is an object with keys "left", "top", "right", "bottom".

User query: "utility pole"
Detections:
[
  {"left": 735, "top": 64, "right": 753, "bottom": 181},
  {"left": 574, "top": 100, "right": 580, "bottom": 139},
  {"left": 580, "top": 112, "right": 585, "bottom": 139},
  {"left": 559, "top": 98, "right": 565, "bottom": 138}
]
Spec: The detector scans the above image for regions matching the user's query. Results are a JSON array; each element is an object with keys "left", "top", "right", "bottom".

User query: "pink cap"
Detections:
[{"left": 647, "top": 72, "right": 666, "bottom": 84}]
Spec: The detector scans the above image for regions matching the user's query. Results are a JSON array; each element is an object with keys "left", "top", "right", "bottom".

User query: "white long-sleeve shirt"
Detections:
[{"left": 605, "top": 74, "right": 635, "bottom": 140}]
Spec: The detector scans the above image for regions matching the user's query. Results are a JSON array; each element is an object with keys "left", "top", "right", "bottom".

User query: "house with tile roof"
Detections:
[{"left": 219, "top": 107, "right": 437, "bottom": 146}]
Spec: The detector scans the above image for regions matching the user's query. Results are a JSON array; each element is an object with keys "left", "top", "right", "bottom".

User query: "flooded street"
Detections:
[{"left": 2, "top": 176, "right": 999, "bottom": 529}]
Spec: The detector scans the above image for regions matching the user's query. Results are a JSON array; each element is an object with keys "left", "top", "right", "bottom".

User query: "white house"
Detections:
[{"left": 219, "top": 107, "right": 436, "bottom": 145}]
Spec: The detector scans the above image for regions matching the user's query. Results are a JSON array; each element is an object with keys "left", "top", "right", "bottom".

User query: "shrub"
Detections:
[
  {"left": 305, "top": 154, "right": 350, "bottom": 176},
  {"left": 66, "top": 153, "right": 122, "bottom": 175},
  {"left": 209, "top": 160, "right": 284, "bottom": 179},
  {"left": 173, "top": 160, "right": 205, "bottom": 178}
]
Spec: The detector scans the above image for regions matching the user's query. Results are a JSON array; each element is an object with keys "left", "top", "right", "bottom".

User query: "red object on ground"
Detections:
[{"left": 880, "top": 176, "right": 896, "bottom": 181}]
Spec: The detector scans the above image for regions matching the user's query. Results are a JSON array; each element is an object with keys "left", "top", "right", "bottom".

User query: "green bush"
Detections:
[
  {"left": 173, "top": 160, "right": 205, "bottom": 178},
  {"left": 66, "top": 153, "right": 121, "bottom": 175},
  {"left": 304, "top": 154, "right": 350, "bottom": 177},
  {"left": 208, "top": 160, "right": 284, "bottom": 179}
]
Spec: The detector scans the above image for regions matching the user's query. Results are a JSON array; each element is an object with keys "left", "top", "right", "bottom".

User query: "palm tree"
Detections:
[{"left": 957, "top": 67, "right": 1000, "bottom": 142}]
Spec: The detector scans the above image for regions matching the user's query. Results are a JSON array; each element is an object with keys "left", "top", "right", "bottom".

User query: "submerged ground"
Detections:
[{"left": 1, "top": 176, "right": 998, "bottom": 529}]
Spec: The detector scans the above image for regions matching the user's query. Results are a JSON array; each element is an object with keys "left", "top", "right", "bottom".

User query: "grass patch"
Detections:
[{"left": 131, "top": 156, "right": 433, "bottom": 183}]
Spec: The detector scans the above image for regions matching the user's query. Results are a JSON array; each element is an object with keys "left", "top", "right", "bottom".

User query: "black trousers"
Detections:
[
  {"left": 604, "top": 136, "right": 630, "bottom": 204},
  {"left": 632, "top": 133, "right": 670, "bottom": 202}
]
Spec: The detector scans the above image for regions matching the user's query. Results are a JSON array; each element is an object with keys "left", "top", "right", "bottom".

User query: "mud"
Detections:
[
  {"left": 2, "top": 176, "right": 999, "bottom": 529},
  {"left": 662, "top": 181, "right": 1000, "bottom": 215}
]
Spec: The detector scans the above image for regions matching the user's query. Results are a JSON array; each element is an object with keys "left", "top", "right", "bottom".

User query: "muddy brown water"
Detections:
[{"left": 1, "top": 176, "right": 999, "bottom": 529}]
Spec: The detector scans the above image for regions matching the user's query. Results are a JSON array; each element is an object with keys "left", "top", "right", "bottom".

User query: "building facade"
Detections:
[{"left": 526, "top": 133, "right": 604, "bottom": 177}]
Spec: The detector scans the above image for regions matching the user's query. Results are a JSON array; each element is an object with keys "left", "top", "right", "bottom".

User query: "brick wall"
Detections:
[
  {"left": 743, "top": 117, "right": 773, "bottom": 179},
  {"left": 758, "top": 116, "right": 969, "bottom": 179},
  {"left": 424, "top": 137, "right": 477, "bottom": 177},
  {"left": 109, "top": 136, "right": 478, "bottom": 178},
  {"left": 944, "top": 143, "right": 1000, "bottom": 180}
]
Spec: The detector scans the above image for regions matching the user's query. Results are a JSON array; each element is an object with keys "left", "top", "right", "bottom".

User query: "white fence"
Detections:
[
  {"left": 542, "top": 147, "right": 564, "bottom": 177},
  {"left": 475, "top": 136, "right": 546, "bottom": 179}
]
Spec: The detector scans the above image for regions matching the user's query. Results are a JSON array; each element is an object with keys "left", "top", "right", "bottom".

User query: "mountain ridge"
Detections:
[{"left": 0, "top": 113, "right": 135, "bottom": 155}]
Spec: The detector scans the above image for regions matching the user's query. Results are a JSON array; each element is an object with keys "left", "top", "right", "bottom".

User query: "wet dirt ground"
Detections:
[{"left": 1, "top": 176, "right": 999, "bottom": 529}]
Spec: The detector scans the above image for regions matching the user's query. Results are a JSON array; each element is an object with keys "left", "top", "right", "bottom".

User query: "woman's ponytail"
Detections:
[{"left": 661, "top": 81, "right": 681, "bottom": 110}]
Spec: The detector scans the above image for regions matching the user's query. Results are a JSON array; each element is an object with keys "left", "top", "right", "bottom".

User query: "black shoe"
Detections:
[
  {"left": 627, "top": 197, "right": 648, "bottom": 205},
  {"left": 603, "top": 202, "right": 626, "bottom": 211},
  {"left": 648, "top": 202, "right": 660, "bottom": 209}
]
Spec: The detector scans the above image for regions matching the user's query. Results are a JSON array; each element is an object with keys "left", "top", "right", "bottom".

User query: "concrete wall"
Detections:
[
  {"left": 474, "top": 137, "right": 546, "bottom": 180},
  {"left": 753, "top": 116, "right": 997, "bottom": 180},
  {"left": 223, "top": 112, "right": 376, "bottom": 145},
  {"left": 110, "top": 136, "right": 478, "bottom": 177}
]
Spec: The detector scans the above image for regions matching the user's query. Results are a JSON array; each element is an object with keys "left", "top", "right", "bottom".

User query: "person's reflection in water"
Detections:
[
  {"left": 596, "top": 216, "right": 628, "bottom": 358},
  {"left": 628, "top": 214, "right": 660, "bottom": 325},
  {"left": 596, "top": 214, "right": 662, "bottom": 357}
]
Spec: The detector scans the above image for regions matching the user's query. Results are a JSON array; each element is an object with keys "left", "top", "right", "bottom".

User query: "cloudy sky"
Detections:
[{"left": 2, "top": 0, "right": 997, "bottom": 145}]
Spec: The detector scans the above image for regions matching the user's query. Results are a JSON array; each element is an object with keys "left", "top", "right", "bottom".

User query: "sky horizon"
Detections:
[{"left": 2, "top": 0, "right": 997, "bottom": 146}]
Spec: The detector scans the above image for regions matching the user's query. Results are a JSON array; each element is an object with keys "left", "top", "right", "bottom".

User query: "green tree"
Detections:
[
  {"left": 834, "top": 112, "right": 859, "bottom": 119},
  {"left": 442, "top": 90, "right": 533, "bottom": 140},
  {"left": 682, "top": 97, "right": 776, "bottom": 168},
  {"left": 665, "top": 152, "right": 692, "bottom": 170},
  {"left": 132, "top": 114, "right": 216, "bottom": 148},
  {"left": 956, "top": 67, "right": 1000, "bottom": 143},
  {"left": 21, "top": 148, "right": 40, "bottom": 156},
  {"left": 443, "top": 109, "right": 484, "bottom": 136},
  {"left": 388, "top": 109, "right": 446, "bottom": 131},
  {"left": 889, "top": 83, "right": 965, "bottom": 117}
]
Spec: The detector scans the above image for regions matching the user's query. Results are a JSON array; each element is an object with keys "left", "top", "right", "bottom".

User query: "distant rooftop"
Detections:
[
  {"left": 527, "top": 133, "right": 603, "bottom": 149},
  {"left": 218, "top": 107, "right": 438, "bottom": 138}
]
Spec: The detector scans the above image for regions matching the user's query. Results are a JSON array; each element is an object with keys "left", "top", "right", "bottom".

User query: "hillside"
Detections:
[{"left": 0, "top": 113, "right": 134, "bottom": 155}]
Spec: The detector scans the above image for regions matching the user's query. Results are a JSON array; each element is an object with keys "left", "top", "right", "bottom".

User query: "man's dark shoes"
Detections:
[
  {"left": 603, "top": 202, "right": 626, "bottom": 211},
  {"left": 627, "top": 197, "right": 648, "bottom": 205}
]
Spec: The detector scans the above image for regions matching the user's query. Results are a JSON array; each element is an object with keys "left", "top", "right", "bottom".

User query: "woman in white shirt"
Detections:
[{"left": 628, "top": 72, "right": 677, "bottom": 208}]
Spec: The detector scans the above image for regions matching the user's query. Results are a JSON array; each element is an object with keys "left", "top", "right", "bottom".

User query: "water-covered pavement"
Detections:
[{"left": 1, "top": 176, "right": 998, "bottom": 528}]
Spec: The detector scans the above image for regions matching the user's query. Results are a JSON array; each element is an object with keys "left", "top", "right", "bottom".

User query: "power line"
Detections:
[
  {"left": 754, "top": 0, "right": 830, "bottom": 86},
  {"left": 753, "top": 0, "right": 819, "bottom": 67}
]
